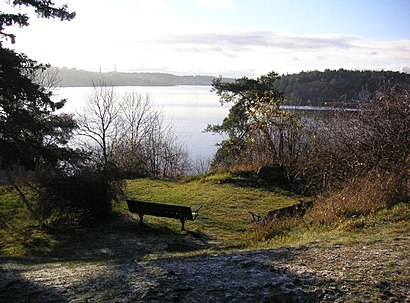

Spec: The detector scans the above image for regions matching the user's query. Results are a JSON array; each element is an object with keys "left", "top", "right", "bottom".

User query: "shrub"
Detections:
[
  {"left": 288, "top": 84, "right": 410, "bottom": 194},
  {"left": 34, "top": 164, "right": 125, "bottom": 228}
]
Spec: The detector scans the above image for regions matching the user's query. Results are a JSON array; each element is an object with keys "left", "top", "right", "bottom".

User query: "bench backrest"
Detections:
[{"left": 126, "top": 200, "right": 194, "bottom": 220}]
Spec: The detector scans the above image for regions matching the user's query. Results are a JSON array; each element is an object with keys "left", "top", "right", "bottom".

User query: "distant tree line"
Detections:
[
  {"left": 53, "top": 67, "right": 226, "bottom": 87},
  {"left": 54, "top": 67, "right": 410, "bottom": 108},
  {"left": 275, "top": 69, "right": 410, "bottom": 106}
]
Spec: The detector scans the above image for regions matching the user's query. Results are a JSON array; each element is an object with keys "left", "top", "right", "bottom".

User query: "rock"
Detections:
[
  {"left": 266, "top": 200, "right": 315, "bottom": 219},
  {"left": 257, "top": 165, "right": 287, "bottom": 184}
]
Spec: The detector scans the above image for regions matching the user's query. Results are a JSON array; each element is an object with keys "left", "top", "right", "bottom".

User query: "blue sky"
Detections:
[{"left": 3, "top": 0, "right": 410, "bottom": 76}]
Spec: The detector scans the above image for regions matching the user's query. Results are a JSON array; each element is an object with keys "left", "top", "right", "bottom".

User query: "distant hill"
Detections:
[{"left": 53, "top": 67, "right": 230, "bottom": 87}]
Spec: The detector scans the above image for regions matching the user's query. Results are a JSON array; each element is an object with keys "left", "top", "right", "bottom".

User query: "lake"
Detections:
[{"left": 54, "top": 86, "right": 230, "bottom": 160}]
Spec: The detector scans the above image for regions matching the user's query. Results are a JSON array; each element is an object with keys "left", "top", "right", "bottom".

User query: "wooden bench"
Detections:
[{"left": 126, "top": 199, "right": 203, "bottom": 230}]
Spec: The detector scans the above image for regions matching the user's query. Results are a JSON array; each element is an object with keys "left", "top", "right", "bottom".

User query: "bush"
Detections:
[
  {"left": 289, "top": 84, "right": 410, "bottom": 194},
  {"left": 34, "top": 164, "right": 125, "bottom": 228}
]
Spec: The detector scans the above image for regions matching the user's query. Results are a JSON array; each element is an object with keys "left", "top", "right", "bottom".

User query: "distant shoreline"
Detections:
[
  {"left": 53, "top": 68, "right": 410, "bottom": 106},
  {"left": 53, "top": 67, "right": 230, "bottom": 87}
]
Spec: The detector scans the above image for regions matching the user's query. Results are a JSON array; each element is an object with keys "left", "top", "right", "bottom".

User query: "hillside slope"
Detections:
[{"left": 1, "top": 177, "right": 408, "bottom": 302}]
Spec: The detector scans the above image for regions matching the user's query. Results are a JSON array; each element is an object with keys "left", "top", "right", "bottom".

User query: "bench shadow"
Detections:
[
  {"left": 5, "top": 215, "right": 213, "bottom": 263},
  {"left": 165, "top": 231, "right": 212, "bottom": 253}
]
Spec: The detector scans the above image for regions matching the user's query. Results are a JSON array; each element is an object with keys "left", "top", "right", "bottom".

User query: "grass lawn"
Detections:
[{"left": 124, "top": 175, "right": 306, "bottom": 246}]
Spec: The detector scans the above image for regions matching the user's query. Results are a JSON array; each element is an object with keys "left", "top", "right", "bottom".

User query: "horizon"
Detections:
[
  {"left": 2, "top": 0, "right": 410, "bottom": 77},
  {"left": 55, "top": 66, "right": 410, "bottom": 77}
]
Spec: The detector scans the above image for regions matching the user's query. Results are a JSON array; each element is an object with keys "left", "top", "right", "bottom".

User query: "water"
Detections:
[{"left": 54, "top": 85, "right": 230, "bottom": 159}]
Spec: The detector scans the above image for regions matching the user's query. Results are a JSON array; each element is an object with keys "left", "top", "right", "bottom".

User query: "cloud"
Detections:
[
  {"left": 170, "top": 46, "right": 240, "bottom": 58},
  {"left": 122, "top": 28, "right": 410, "bottom": 75},
  {"left": 14, "top": 2, "right": 409, "bottom": 78},
  {"left": 146, "top": 30, "right": 361, "bottom": 51},
  {"left": 194, "top": 0, "right": 235, "bottom": 9},
  {"left": 140, "top": 29, "right": 410, "bottom": 61}
]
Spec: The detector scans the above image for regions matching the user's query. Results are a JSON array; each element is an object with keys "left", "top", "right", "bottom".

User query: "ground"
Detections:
[
  {"left": 0, "top": 179, "right": 409, "bottom": 302},
  {"left": 1, "top": 219, "right": 409, "bottom": 303}
]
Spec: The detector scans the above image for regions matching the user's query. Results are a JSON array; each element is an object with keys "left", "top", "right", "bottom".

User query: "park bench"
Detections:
[{"left": 126, "top": 199, "right": 203, "bottom": 230}]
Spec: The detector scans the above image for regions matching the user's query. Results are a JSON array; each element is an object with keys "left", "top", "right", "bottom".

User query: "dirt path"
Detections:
[{"left": 1, "top": 234, "right": 408, "bottom": 303}]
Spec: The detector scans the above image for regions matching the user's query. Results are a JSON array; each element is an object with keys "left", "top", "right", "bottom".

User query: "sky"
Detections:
[{"left": 2, "top": 0, "right": 410, "bottom": 77}]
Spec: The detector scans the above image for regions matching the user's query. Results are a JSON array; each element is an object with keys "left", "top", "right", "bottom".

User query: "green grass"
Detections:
[
  {"left": 125, "top": 174, "right": 304, "bottom": 247},
  {"left": 0, "top": 185, "right": 59, "bottom": 256},
  {"left": 1, "top": 173, "right": 408, "bottom": 260}
]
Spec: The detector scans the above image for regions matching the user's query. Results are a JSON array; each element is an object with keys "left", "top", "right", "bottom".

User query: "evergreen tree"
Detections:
[
  {"left": 207, "top": 72, "right": 299, "bottom": 167},
  {"left": 0, "top": 1, "right": 76, "bottom": 169}
]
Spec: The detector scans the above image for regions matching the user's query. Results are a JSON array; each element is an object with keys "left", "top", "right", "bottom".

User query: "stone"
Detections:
[{"left": 257, "top": 165, "right": 287, "bottom": 184}]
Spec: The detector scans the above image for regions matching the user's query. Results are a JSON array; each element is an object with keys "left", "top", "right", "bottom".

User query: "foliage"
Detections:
[
  {"left": 207, "top": 72, "right": 301, "bottom": 169},
  {"left": 34, "top": 164, "right": 125, "bottom": 227},
  {"left": 0, "top": 0, "right": 75, "bottom": 45},
  {"left": 0, "top": 1, "right": 77, "bottom": 170},
  {"left": 292, "top": 84, "right": 410, "bottom": 193},
  {"left": 246, "top": 84, "right": 410, "bottom": 246},
  {"left": 210, "top": 69, "right": 409, "bottom": 197},
  {"left": 274, "top": 69, "right": 410, "bottom": 106},
  {"left": 306, "top": 170, "right": 408, "bottom": 225},
  {"left": 0, "top": 48, "right": 78, "bottom": 169}
]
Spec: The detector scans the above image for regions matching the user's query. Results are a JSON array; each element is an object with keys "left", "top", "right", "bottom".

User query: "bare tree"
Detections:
[
  {"left": 112, "top": 91, "right": 156, "bottom": 174},
  {"left": 76, "top": 81, "right": 120, "bottom": 164},
  {"left": 190, "top": 156, "right": 212, "bottom": 175},
  {"left": 288, "top": 84, "right": 410, "bottom": 194},
  {"left": 31, "top": 67, "right": 62, "bottom": 95},
  {"left": 137, "top": 111, "right": 189, "bottom": 177},
  {"left": 76, "top": 83, "right": 190, "bottom": 177}
]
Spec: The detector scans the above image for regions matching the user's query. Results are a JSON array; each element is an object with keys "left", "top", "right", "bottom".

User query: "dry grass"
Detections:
[
  {"left": 251, "top": 216, "right": 304, "bottom": 242},
  {"left": 249, "top": 169, "right": 409, "bottom": 244},
  {"left": 306, "top": 170, "right": 408, "bottom": 225}
]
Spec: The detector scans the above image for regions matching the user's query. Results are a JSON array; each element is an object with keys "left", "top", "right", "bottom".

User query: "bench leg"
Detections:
[
  {"left": 138, "top": 213, "right": 144, "bottom": 226},
  {"left": 180, "top": 219, "right": 185, "bottom": 231}
]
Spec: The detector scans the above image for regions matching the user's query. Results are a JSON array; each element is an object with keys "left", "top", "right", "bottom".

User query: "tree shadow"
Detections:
[
  {"left": 0, "top": 266, "right": 67, "bottom": 303},
  {"left": 209, "top": 172, "right": 306, "bottom": 198},
  {"left": 1, "top": 247, "right": 349, "bottom": 302},
  {"left": 135, "top": 248, "right": 344, "bottom": 302}
]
